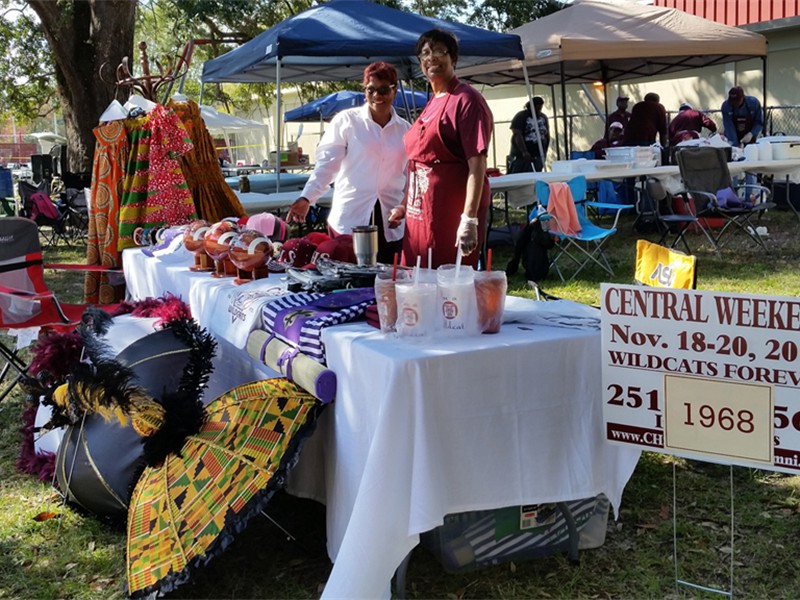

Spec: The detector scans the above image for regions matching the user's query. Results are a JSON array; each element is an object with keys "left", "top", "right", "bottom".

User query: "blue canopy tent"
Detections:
[
  {"left": 284, "top": 89, "right": 430, "bottom": 122},
  {"left": 201, "top": 0, "right": 526, "bottom": 189}
]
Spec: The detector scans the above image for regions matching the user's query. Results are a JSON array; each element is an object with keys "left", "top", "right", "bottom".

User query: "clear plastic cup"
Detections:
[
  {"left": 436, "top": 264, "right": 478, "bottom": 336},
  {"left": 395, "top": 281, "right": 438, "bottom": 339},
  {"left": 474, "top": 270, "right": 507, "bottom": 334},
  {"left": 374, "top": 270, "right": 409, "bottom": 333}
]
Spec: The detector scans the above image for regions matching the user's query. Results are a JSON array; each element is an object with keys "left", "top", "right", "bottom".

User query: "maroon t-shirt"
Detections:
[{"left": 623, "top": 100, "right": 667, "bottom": 146}]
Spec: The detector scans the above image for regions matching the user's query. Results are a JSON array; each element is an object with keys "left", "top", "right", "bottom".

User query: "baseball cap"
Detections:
[
  {"left": 303, "top": 231, "right": 331, "bottom": 247},
  {"left": 246, "top": 212, "right": 287, "bottom": 242},
  {"left": 308, "top": 234, "right": 357, "bottom": 268},
  {"left": 609, "top": 121, "right": 624, "bottom": 130},
  {"left": 617, "top": 95, "right": 629, "bottom": 101},
  {"left": 275, "top": 237, "right": 317, "bottom": 268},
  {"left": 728, "top": 86, "right": 744, "bottom": 100},
  {"left": 679, "top": 102, "right": 693, "bottom": 110}
]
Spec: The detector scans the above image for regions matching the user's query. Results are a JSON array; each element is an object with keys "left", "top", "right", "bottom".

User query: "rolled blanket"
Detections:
[{"left": 246, "top": 330, "right": 336, "bottom": 403}]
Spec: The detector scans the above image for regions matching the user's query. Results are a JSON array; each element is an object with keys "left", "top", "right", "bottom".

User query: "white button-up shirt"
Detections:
[{"left": 300, "top": 104, "right": 410, "bottom": 241}]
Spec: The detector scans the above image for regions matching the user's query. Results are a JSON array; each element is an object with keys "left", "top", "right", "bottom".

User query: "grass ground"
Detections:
[{"left": 1, "top": 208, "right": 800, "bottom": 599}]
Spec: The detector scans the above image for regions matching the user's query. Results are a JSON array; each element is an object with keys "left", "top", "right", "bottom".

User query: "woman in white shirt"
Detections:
[{"left": 287, "top": 62, "right": 410, "bottom": 263}]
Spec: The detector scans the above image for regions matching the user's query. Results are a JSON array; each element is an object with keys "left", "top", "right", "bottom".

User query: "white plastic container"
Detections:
[
  {"left": 757, "top": 139, "right": 773, "bottom": 161},
  {"left": 743, "top": 144, "right": 759, "bottom": 161}
]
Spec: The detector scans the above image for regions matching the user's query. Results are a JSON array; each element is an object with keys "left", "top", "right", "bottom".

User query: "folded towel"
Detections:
[{"left": 502, "top": 295, "right": 600, "bottom": 331}]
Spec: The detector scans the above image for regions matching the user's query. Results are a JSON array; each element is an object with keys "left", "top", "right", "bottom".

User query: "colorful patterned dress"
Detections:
[
  {"left": 118, "top": 104, "right": 197, "bottom": 250},
  {"left": 85, "top": 120, "right": 129, "bottom": 304},
  {"left": 169, "top": 99, "right": 246, "bottom": 223}
]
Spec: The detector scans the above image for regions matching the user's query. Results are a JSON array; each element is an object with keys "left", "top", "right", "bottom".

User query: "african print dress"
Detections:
[
  {"left": 118, "top": 104, "right": 197, "bottom": 250},
  {"left": 85, "top": 120, "right": 128, "bottom": 304},
  {"left": 169, "top": 99, "right": 246, "bottom": 223}
]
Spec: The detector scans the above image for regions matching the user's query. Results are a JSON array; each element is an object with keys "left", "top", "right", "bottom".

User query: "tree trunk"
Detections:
[{"left": 28, "top": 0, "right": 137, "bottom": 173}]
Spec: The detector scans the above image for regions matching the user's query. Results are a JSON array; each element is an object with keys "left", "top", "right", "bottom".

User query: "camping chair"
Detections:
[
  {"left": 532, "top": 175, "right": 625, "bottom": 282},
  {"left": 675, "top": 146, "right": 775, "bottom": 252},
  {"left": 640, "top": 177, "right": 716, "bottom": 254},
  {"left": 569, "top": 150, "right": 627, "bottom": 218},
  {"left": 17, "top": 179, "right": 72, "bottom": 247},
  {"left": 634, "top": 239, "right": 697, "bottom": 290},
  {"left": 0, "top": 217, "right": 119, "bottom": 402}
]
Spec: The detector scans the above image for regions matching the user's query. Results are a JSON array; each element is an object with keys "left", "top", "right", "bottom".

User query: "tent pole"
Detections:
[
  {"left": 560, "top": 63, "right": 568, "bottom": 160},
  {"left": 276, "top": 58, "right": 282, "bottom": 192},
  {"left": 550, "top": 87, "right": 560, "bottom": 161},
  {"left": 762, "top": 56, "right": 768, "bottom": 133}
]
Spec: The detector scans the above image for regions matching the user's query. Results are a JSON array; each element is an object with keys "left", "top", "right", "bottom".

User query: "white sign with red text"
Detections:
[{"left": 601, "top": 283, "right": 800, "bottom": 473}]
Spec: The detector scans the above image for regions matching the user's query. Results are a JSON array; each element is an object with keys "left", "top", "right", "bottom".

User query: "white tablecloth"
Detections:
[{"left": 122, "top": 247, "right": 641, "bottom": 600}]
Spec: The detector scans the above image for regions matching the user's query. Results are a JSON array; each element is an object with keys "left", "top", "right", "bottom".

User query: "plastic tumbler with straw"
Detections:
[
  {"left": 374, "top": 253, "right": 408, "bottom": 333},
  {"left": 437, "top": 248, "right": 479, "bottom": 336},
  {"left": 474, "top": 248, "right": 507, "bottom": 334},
  {"left": 396, "top": 255, "right": 438, "bottom": 339}
]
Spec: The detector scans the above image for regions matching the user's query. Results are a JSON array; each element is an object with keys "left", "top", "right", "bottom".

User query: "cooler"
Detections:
[
  {"left": 420, "top": 494, "right": 610, "bottom": 573},
  {"left": 772, "top": 181, "right": 800, "bottom": 211}
]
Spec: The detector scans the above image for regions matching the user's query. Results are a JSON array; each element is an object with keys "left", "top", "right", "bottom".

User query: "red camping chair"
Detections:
[{"left": 0, "top": 217, "right": 120, "bottom": 402}]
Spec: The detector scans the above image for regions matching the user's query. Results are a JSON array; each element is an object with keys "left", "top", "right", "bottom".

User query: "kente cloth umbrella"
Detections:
[{"left": 125, "top": 378, "right": 324, "bottom": 598}]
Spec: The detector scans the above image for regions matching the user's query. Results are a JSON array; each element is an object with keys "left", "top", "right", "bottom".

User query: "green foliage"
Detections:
[
  {"left": 468, "top": 0, "right": 565, "bottom": 31},
  {"left": 0, "top": 2, "right": 56, "bottom": 123}
]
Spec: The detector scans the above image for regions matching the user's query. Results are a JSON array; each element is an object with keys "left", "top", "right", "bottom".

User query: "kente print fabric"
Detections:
[
  {"left": 125, "top": 379, "right": 323, "bottom": 598},
  {"left": 118, "top": 104, "right": 197, "bottom": 250},
  {"left": 85, "top": 120, "right": 128, "bottom": 304}
]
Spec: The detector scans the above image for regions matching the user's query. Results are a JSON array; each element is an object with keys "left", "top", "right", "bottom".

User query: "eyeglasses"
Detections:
[
  {"left": 365, "top": 84, "right": 396, "bottom": 96},
  {"left": 419, "top": 48, "right": 448, "bottom": 61}
]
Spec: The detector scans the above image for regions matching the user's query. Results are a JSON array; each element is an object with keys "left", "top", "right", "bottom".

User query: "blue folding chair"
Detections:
[{"left": 532, "top": 175, "right": 626, "bottom": 281}]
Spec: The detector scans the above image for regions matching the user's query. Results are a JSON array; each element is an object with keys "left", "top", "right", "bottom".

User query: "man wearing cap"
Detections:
[
  {"left": 668, "top": 103, "right": 717, "bottom": 147},
  {"left": 605, "top": 96, "right": 631, "bottom": 139},
  {"left": 591, "top": 121, "right": 624, "bottom": 159},
  {"left": 721, "top": 86, "right": 763, "bottom": 147}
]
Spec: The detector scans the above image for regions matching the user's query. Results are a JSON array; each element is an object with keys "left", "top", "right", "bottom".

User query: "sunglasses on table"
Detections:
[{"left": 365, "top": 84, "right": 396, "bottom": 96}]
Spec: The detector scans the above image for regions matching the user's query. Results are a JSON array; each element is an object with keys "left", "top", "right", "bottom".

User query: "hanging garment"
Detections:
[
  {"left": 118, "top": 104, "right": 197, "bottom": 250},
  {"left": 169, "top": 99, "right": 246, "bottom": 223},
  {"left": 85, "top": 120, "right": 129, "bottom": 304}
]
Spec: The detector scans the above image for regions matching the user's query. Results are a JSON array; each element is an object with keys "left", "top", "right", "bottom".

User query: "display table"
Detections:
[
  {"left": 490, "top": 158, "right": 800, "bottom": 208},
  {"left": 122, "top": 247, "right": 641, "bottom": 599}
]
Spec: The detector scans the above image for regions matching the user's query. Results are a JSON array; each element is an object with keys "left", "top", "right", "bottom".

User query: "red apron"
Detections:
[{"left": 403, "top": 83, "right": 489, "bottom": 269}]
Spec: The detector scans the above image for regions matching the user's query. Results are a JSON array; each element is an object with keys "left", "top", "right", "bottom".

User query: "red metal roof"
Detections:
[{"left": 653, "top": 1, "right": 800, "bottom": 26}]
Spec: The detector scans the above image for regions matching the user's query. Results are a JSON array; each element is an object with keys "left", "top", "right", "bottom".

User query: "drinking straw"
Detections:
[
  {"left": 427, "top": 247, "right": 432, "bottom": 269},
  {"left": 392, "top": 252, "right": 398, "bottom": 281},
  {"left": 413, "top": 255, "right": 421, "bottom": 285},
  {"left": 487, "top": 248, "right": 492, "bottom": 272},
  {"left": 454, "top": 247, "right": 463, "bottom": 278}
]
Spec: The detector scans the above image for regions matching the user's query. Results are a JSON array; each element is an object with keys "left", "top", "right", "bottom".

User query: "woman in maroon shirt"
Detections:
[{"left": 390, "top": 29, "right": 493, "bottom": 269}]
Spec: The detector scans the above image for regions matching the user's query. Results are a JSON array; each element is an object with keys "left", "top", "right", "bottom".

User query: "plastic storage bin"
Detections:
[{"left": 420, "top": 494, "right": 609, "bottom": 573}]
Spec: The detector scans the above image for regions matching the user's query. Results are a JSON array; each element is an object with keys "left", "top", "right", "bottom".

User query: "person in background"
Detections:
[
  {"left": 287, "top": 62, "right": 410, "bottom": 264},
  {"left": 507, "top": 96, "right": 549, "bottom": 173},
  {"left": 606, "top": 95, "right": 631, "bottom": 139},
  {"left": 391, "top": 28, "right": 493, "bottom": 269},
  {"left": 592, "top": 121, "right": 624, "bottom": 159},
  {"left": 668, "top": 102, "right": 718, "bottom": 147},
  {"left": 624, "top": 92, "right": 667, "bottom": 148},
  {"left": 721, "top": 86, "right": 763, "bottom": 147}
]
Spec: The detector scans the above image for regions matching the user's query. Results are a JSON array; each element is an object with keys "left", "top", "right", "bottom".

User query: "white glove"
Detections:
[
  {"left": 455, "top": 215, "right": 479, "bottom": 256},
  {"left": 741, "top": 132, "right": 754, "bottom": 145},
  {"left": 387, "top": 205, "right": 405, "bottom": 229}
]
